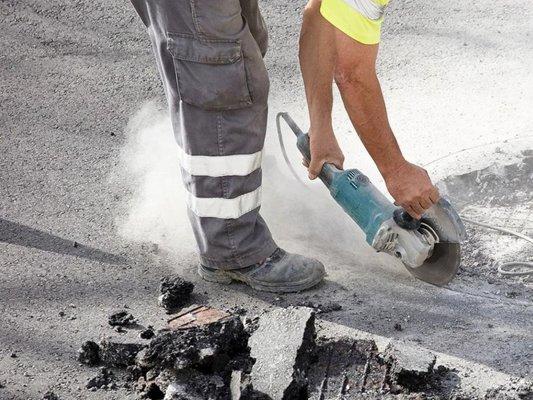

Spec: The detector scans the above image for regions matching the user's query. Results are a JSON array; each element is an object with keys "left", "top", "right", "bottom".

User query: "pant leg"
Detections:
[
  {"left": 130, "top": 0, "right": 277, "bottom": 269},
  {"left": 239, "top": 0, "right": 268, "bottom": 57}
]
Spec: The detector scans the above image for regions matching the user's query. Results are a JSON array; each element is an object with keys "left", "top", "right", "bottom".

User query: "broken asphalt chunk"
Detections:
[
  {"left": 78, "top": 340, "right": 100, "bottom": 366},
  {"left": 100, "top": 337, "right": 146, "bottom": 367},
  {"left": 248, "top": 306, "right": 316, "bottom": 400},
  {"left": 108, "top": 310, "right": 136, "bottom": 327},
  {"left": 139, "top": 310, "right": 247, "bottom": 371},
  {"left": 383, "top": 340, "right": 436, "bottom": 390},
  {"left": 158, "top": 275, "right": 194, "bottom": 312},
  {"left": 126, "top": 365, "right": 145, "bottom": 381}
]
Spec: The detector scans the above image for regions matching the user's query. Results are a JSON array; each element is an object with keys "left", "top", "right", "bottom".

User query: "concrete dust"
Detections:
[
  {"left": 112, "top": 101, "right": 194, "bottom": 256},
  {"left": 439, "top": 155, "right": 533, "bottom": 298}
]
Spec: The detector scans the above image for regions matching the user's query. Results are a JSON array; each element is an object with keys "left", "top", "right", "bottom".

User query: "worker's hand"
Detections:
[
  {"left": 304, "top": 129, "right": 344, "bottom": 179},
  {"left": 383, "top": 161, "right": 440, "bottom": 219}
]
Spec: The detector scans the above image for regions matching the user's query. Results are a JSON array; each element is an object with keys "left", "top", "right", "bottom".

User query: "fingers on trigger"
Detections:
[
  {"left": 407, "top": 207, "right": 421, "bottom": 219},
  {"left": 413, "top": 202, "right": 426, "bottom": 216},
  {"left": 429, "top": 187, "right": 440, "bottom": 203},
  {"left": 419, "top": 198, "right": 432, "bottom": 210}
]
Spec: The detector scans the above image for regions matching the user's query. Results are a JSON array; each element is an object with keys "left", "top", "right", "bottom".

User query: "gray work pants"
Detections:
[{"left": 131, "top": 0, "right": 277, "bottom": 269}]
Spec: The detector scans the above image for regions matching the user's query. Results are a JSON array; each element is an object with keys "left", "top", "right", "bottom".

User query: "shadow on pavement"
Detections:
[{"left": 0, "top": 218, "right": 127, "bottom": 265}]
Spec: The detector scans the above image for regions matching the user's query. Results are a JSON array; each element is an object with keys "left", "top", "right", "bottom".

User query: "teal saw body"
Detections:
[
  {"left": 279, "top": 112, "right": 466, "bottom": 286},
  {"left": 316, "top": 165, "right": 396, "bottom": 246}
]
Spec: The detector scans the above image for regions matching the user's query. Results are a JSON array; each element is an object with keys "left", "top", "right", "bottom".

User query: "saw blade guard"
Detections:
[
  {"left": 373, "top": 198, "right": 467, "bottom": 285},
  {"left": 402, "top": 198, "right": 467, "bottom": 285},
  {"left": 421, "top": 197, "right": 467, "bottom": 243}
]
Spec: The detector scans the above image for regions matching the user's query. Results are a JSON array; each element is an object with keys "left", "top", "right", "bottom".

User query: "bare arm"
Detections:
[
  {"left": 299, "top": 0, "right": 344, "bottom": 175},
  {"left": 333, "top": 38, "right": 403, "bottom": 180},
  {"left": 299, "top": 0, "right": 439, "bottom": 218}
]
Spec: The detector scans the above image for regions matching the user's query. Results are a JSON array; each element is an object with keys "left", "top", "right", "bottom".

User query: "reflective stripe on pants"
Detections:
[{"left": 131, "top": 0, "right": 277, "bottom": 269}]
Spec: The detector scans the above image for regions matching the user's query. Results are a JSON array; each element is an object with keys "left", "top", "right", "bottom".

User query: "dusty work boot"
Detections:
[{"left": 198, "top": 248, "right": 326, "bottom": 293}]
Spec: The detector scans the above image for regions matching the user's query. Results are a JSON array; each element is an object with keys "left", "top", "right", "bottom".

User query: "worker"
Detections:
[{"left": 129, "top": 0, "right": 440, "bottom": 293}]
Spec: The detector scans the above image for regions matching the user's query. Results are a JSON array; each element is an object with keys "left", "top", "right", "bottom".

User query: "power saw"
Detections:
[{"left": 277, "top": 112, "right": 467, "bottom": 286}]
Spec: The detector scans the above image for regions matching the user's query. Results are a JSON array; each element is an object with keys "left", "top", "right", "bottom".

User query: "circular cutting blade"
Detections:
[
  {"left": 403, "top": 242, "right": 461, "bottom": 286},
  {"left": 401, "top": 198, "right": 466, "bottom": 286}
]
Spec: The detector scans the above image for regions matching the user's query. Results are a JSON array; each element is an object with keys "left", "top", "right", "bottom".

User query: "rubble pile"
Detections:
[
  {"left": 77, "top": 275, "right": 453, "bottom": 399},
  {"left": 139, "top": 315, "right": 247, "bottom": 371}
]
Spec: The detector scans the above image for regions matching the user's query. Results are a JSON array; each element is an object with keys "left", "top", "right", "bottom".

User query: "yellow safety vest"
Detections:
[{"left": 320, "top": 0, "right": 390, "bottom": 44}]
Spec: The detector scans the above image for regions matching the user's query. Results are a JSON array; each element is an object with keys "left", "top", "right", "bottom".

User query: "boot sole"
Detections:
[{"left": 198, "top": 266, "right": 325, "bottom": 293}]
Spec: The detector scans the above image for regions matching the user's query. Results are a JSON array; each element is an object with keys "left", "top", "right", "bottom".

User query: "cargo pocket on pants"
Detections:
[{"left": 167, "top": 33, "right": 253, "bottom": 111}]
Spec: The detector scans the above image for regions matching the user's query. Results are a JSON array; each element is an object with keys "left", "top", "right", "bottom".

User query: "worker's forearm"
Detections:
[
  {"left": 337, "top": 71, "right": 405, "bottom": 178},
  {"left": 299, "top": 3, "right": 335, "bottom": 134}
]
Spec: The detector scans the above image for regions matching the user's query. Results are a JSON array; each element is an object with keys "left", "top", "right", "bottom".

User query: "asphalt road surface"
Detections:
[{"left": 1, "top": 0, "right": 532, "bottom": 399}]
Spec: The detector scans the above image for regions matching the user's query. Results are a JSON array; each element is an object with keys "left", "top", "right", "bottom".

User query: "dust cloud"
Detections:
[
  {"left": 114, "top": 100, "right": 362, "bottom": 258},
  {"left": 114, "top": 100, "right": 194, "bottom": 255}
]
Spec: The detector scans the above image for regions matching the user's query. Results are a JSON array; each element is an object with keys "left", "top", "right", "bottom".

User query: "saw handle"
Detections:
[
  {"left": 277, "top": 113, "right": 341, "bottom": 186},
  {"left": 296, "top": 132, "right": 340, "bottom": 187}
]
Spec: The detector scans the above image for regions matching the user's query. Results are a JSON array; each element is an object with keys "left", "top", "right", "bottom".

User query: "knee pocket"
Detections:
[{"left": 167, "top": 33, "right": 253, "bottom": 111}]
